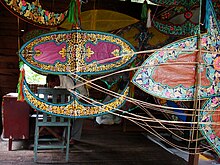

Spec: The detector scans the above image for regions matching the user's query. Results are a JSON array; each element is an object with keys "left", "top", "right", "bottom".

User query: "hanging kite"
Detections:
[
  {"left": 132, "top": 0, "right": 220, "bottom": 157},
  {"left": 18, "top": 29, "right": 135, "bottom": 118},
  {"left": 132, "top": 0, "right": 219, "bottom": 101},
  {"left": 0, "top": 0, "right": 69, "bottom": 27},
  {"left": 148, "top": 0, "right": 199, "bottom": 7},
  {"left": 19, "top": 30, "right": 136, "bottom": 75},
  {"left": 23, "top": 79, "right": 130, "bottom": 118},
  {"left": 200, "top": 97, "right": 220, "bottom": 156},
  {"left": 149, "top": 0, "right": 201, "bottom": 36},
  {"left": 60, "top": 9, "right": 139, "bottom": 32}
]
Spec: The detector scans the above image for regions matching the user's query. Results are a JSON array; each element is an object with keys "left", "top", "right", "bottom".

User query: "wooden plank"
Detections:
[
  {"left": 0, "top": 74, "right": 19, "bottom": 80},
  {"left": 0, "top": 79, "right": 17, "bottom": 86},
  {"left": 0, "top": 21, "right": 18, "bottom": 28},
  {"left": 0, "top": 17, "right": 17, "bottom": 23},
  {"left": 0, "top": 12, "right": 17, "bottom": 18},
  {"left": 0, "top": 83, "right": 17, "bottom": 89},
  {"left": 0, "top": 49, "right": 18, "bottom": 55},
  {"left": 0, "top": 30, "right": 19, "bottom": 37},
  {"left": 0, "top": 36, "right": 18, "bottom": 41},
  {"left": 0, "top": 69, "right": 19, "bottom": 74},
  {"left": 0, "top": 62, "right": 19, "bottom": 69},
  {"left": 0, "top": 40, "right": 18, "bottom": 47},
  {"left": 0, "top": 75, "right": 18, "bottom": 81},
  {"left": 0, "top": 40, "right": 18, "bottom": 49},
  {"left": 0, "top": 87, "right": 17, "bottom": 96},
  {"left": 0, "top": 56, "right": 18, "bottom": 63},
  {"left": 0, "top": 81, "right": 18, "bottom": 89}
]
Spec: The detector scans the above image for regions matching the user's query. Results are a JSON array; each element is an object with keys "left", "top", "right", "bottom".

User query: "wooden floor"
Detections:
[{"left": 0, "top": 119, "right": 187, "bottom": 165}]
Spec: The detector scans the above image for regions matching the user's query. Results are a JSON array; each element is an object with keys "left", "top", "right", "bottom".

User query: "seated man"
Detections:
[{"left": 46, "top": 74, "right": 88, "bottom": 144}]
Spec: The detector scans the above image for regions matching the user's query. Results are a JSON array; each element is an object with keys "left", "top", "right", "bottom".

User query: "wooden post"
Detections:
[
  {"left": 188, "top": 150, "right": 199, "bottom": 165},
  {"left": 187, "top": 0, "right": 203, "bottom": 162}
]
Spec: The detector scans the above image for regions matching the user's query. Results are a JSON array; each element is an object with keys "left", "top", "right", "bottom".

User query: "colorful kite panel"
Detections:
[
  {"left": 19, "top": 30, "right": 136, "bottom": 75},
  {"left": 132, "top": 1, "right": 219, "bottom": 101},
  {"left": 0, "top": 0, "right": 67, "bottom": 27},
  {"left": 23, "top": 80, "right": 129, "bottom": 118},
  {"left": 199, "top": 97, "right": 220, "bottom": 156}
]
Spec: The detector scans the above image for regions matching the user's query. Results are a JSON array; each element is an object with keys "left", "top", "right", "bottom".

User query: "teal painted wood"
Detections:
[
  {"left": 34, "top": 87, "right": 72, "bottom": 162},
  {"left": 37, "top": 122, "right": 70, "bottom": 126}
]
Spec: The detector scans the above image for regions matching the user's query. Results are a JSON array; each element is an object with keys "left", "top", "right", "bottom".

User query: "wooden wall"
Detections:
[
  {"left": 0, "top": 4, "right": 20, "bottom": 97},
  {"left": 0, "top": 4, "right": 17, "bottom": 134}
]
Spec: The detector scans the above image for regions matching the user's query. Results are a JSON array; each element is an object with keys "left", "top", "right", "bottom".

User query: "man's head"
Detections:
[{"left": 46, "top": 74, "right": 60, "bottom": 88}]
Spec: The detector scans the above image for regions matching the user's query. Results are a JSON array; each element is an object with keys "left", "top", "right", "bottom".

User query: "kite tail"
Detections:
[
  {"left": 129, "top": 62, "right": 135, "bottom": 98},
  {"left": 17, "top": 61, "right": 25, "bottom": 102},
  {"left": 68, "top": 0, "right": 81, "bottom": 29},
  {"left": 141, "top": 0, "right": 151, "bottom": 28}
]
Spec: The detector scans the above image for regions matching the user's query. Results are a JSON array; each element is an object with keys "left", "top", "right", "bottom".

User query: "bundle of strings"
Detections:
[
  {"left": 17, "top": 61, "right": 25, "bottom": 101},
  {"left": 68, "top": 0, "right": 81, "bottom": 28}
]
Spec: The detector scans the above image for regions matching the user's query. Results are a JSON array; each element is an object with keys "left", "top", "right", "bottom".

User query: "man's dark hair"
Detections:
[
  {"left": 46, "top": 74, "right": 60, "bottom": 87},
  {"left": 46, "top": 74, "right": 59, "bottom": 82}
]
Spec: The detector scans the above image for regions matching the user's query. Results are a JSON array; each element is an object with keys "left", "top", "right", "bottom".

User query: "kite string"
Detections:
[{"left": 73, "top": 88, "right": 209, "bottom": 152}]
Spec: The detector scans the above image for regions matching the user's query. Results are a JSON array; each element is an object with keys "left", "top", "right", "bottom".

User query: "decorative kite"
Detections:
[
  {"left": 60, "top": 9, "right": 139, "bottom": 32},
  {"left": 18, "top": 30, "right": 135, "bottom": 118},
  {"left": 0, "top": 0, "right": 68, "bottom": 27},
  {"left": 19, "top": 30, "right": 136, "bottom": 75},
  {"left": 149, "top": 0, "right": 201, "bottom": 36},
  {"left": 148, "top": 0, "right": 199, "bottom": 7},
  {"left": 200, "top": 97, "right": 220, "bottom": 156},
  {"left": 23, "top": 79, "right": 130, "bottom": 118},
  {"left": 132, "top": 0, "right": 219, "bottom": 101}
]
